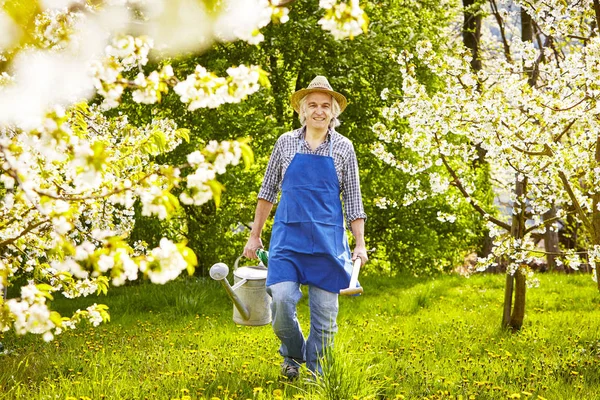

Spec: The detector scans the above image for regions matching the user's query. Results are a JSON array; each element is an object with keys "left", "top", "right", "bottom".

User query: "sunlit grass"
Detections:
[{"left": 2, "top": 273, "right": 600, "bottom": 399}]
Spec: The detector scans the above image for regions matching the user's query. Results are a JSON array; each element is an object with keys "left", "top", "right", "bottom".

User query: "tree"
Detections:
[
  {"left": 375, "top": 0, "right": 600, "bottom": 329},
  {"left": 0, "top": 0, "right": 369, "bottom": 339}
]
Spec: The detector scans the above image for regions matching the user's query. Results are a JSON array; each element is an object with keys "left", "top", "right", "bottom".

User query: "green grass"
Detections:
[{"left": 2, "top": 273, "right": 600, "bottom": 399}]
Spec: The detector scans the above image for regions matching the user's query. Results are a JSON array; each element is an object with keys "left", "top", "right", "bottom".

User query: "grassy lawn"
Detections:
[{"left": 1, "top": 272, "right": 600, "bottom": 399}]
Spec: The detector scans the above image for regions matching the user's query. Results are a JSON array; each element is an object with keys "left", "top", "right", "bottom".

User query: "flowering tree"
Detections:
[
  {"left": 374, "top": 0, "right": 600, "bottom": 329},
  {"left": 0, "top": 0, "right": 368, "bottom": 340}
]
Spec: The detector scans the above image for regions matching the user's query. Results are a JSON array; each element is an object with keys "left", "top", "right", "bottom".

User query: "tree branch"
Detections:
[
  {"left": 488, "top": 0, "right": 512, "bottom": 62},
  {"left": 510, "top": 144, "right": 551, "bottom": 156},
  {"left": 523, "top": 209, "right": 577, "bottom": 235},
  {"left": 438, "top": 151, "right": 511, "bottom": 231},
  {"left": 593, "top": 0, "right": 600, "bottom": 30},
  {"left": 557, "top": 170, "right": 594, "bottom": 235},
  {"left": 539, "top": 96, "right": 587, "bottom": 112},
  {"left": 0, "top": 207, "right": 35, "bottom": 229},
  {"left": 0, "top": 220, "right": 50, "bottom": 249},
  {"left": 553, "top": 119, "right": 577, "bottom": 142},
  {"left": 568, "top": 34, "right": 591, "bottom": 42},
  {"left": 272, "top": 0, "right": 295, "bottom": 6}
]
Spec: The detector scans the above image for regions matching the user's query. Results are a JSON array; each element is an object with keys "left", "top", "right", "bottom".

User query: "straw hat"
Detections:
[{"left": 290, "top": 76, "right": 347, "bottom": 113}]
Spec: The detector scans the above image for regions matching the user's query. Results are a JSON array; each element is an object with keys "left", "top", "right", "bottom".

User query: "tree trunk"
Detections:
[
  {"left": 502, "top": 263, "right": 513, "bottom": 326},
  {"left": 511, "top": 266, "right": 527, "bottom": 330},
  {"left": 502, "top": 176, "right": 527, "bottom": 330},
  {"left": 501, "top": 8, "right": 534, "bottom": 330},
  {"left": 593, "top": 0, "right": 600, "bottom": 288},
  {"left": 593, "top": 0, "right": 600, "bottom": 32},
  {"left": 594, "top": 131, "right": 600, "bottom": 290},
  {"left": 462, "top": 0, "right": 482, "bottom": 72},
  {"left": 543, "top": 206, "right": 559, "bottom": 271}
]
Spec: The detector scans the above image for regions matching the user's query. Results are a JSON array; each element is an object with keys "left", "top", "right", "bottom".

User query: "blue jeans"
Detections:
[{"left": 267, "top": 281, "right": 339, "bottom": 374}]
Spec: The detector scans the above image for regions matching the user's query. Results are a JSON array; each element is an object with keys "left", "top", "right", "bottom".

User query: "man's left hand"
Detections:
[{"left": 352, "top": 246, "right": 368, "bottom": 266}]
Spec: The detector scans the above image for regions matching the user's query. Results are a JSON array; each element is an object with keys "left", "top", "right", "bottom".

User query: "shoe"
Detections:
[{"left": 281, "top": 362, "right": 300, "bottom": 380}]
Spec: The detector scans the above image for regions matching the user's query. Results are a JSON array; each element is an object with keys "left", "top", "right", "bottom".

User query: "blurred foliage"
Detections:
[{"left": 118, "top": 0, "right": 491, "bottom": 276}]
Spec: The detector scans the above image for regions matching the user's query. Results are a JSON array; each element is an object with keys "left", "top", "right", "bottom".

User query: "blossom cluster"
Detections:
[
  {"left": 91, "top": 35, "right": 268, "bottom": 111},
  {"left": 515, "top": 0, "right": 595, "bottom": 38},
  {"left": 174, "top": 65, "right": 265, "bottom": 111},
  {"left": 213, "top": 0, "right": 274, "bottom": 45},
  {"left": 140, "top": 238, "right": 190, "bottom": 285},
  {"left": 33, "top": 8, "right": 81, "bottom": 50},
  {"left": 318, "top": 0, "right": 369, "bottom": 40},
  {"left": 181, "top": 140, "right": 247, "bottom": 206},
  {"left": 374, "top": 197, "right": 398, "bottom": 210},
  {"left": 436, "top": 211, "right": 457, "bottom": 223},
  {"left": 1, "top": 282, "right": 109, "bottom": 342}
]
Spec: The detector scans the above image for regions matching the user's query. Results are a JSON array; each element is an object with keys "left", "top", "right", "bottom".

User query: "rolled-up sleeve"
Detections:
[
  {"left": 342, "top": 143, "right": 367, "bottom": 224},
  {"left": 257, "top": 139, "right": 282, "bottom": 203}
]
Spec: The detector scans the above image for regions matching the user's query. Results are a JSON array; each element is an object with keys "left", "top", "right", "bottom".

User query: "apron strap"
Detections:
[{"left": 297, "top": 131, "right": 333, "bottom": 156}]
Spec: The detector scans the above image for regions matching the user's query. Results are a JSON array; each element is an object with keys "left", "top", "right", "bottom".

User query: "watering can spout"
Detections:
[{"left": 210, "top": 263, "right": 251, "bottom": 321}]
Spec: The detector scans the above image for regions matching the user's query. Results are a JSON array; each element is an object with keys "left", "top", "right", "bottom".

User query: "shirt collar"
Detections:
[{"left": 296, "top": 126, "right": 334, "bottom": 141}]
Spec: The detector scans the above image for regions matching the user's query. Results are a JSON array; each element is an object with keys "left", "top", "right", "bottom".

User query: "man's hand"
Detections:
[
  {"left": 352, "top": 245, "right": 368, "bottom": 266},
  {"left": 350, "top": 218, "right": 367, "bottom": 265},
  {"left": 243, "top": 235, "right": 263, "bottom": 259},
  {"left": 243, "top": 199, "right": 273, "bottom": 259}
]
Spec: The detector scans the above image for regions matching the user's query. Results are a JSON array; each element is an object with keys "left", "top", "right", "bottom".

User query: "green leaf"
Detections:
[
  {"left": 3, "top": 0, "right": 38, "bottom": 32},
  {"left": 96, "top": 276, "right": 109, "bottom": 296},
  {"left": 206, "top": 180, "right": 225, "bottom": 208},
  {"left": 258, "top": 69, "right": 271, "bottom": 88},
  {"left": 36, "top": 283, "right": 54, "bottom": 292},
  {"left": 91, "top": 141, "right": 108, "bottom": 170},
  {"left": 41, "top": 291, "right": 54, "bottom": 301},
  {"left": 165, "top": 192, "right": 181, "bottom": 211},
  {"left": 239, "top": 142, "right": 254, "bottom": 170},
  {"left": 177, "top": 128, "right": 191, "bottom": 143},
  {"left": 182, "top": 247, "right": 198, "bottom": 267},
  {"left": 49, "top": 311, "right": 63, "bottom": 327},
  {"left": 153, "top": 130, "right": 167, "bottom": 152},
  {"left": 186, "top": 263, "right": 195, "bottom": 276}
]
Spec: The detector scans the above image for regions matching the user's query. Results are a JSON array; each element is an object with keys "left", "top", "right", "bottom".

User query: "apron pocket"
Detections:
[
  {"left": 280, "top": 188, "right": 339, "bottom": 224},
  {"left": 281, "top": 222, "right": 313, "bottom": 254}
]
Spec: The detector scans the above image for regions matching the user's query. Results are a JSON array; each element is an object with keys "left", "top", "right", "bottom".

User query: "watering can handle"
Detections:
[
  {"left": 233, "top": 255, "right": 244, "bottom": 270},
  {"left": 234, "top": 250, "right": 267, "bottom": 270}
]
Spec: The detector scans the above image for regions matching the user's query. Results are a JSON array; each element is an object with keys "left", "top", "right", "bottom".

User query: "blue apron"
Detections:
[{"left": 267, "top": 135, "right": 354, "bottom": 293}]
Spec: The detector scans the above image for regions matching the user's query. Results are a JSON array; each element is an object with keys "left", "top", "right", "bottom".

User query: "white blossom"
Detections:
[
  {"left": 142, "top": 238, "right": 188, "bottom": 284},
  {"left": 318, "top": 0, "right": 368, "bottom": 40}
]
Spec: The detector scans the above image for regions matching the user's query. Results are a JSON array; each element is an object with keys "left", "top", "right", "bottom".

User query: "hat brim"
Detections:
[{"left": 290, "top": 88, "right": 348, "bottom": 114}]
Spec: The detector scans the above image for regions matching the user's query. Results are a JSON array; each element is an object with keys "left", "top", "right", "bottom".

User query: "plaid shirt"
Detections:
[{"left": 258, "top": 127, "right": 367, "bottom": 226}]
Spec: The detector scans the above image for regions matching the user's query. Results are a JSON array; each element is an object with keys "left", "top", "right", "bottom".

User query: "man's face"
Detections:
[{"left": 304, "top": 92, "right": 333, "bottom": 130}]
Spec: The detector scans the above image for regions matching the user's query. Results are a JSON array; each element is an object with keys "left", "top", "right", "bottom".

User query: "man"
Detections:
[{"left": 243, "top": 75, "right": 367, "bottom": 379}]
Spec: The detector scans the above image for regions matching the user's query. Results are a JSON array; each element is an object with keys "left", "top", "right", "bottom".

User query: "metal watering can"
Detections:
[{"left": 210, "top": 250, "right": 271, "bottom": 326}]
